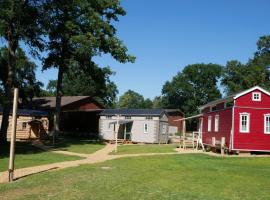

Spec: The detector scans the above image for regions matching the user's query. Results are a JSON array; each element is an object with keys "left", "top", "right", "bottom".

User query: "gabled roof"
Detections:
[
  {"left": 100, "top": 109, "right": 166, "bottom": 117},
  {"left": 31, "top": 96, "right": 103, "bottom": 110},
  {"left": 233, "top": 86, "right": 270, "bottom": 99},
  {"left": 199, "top": 86, "right": 270, "bottom": 110}
]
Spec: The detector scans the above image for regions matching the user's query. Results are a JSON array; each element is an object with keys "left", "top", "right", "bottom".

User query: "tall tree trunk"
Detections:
[
  {"left": 54, "top": 66, "right": 64, "bottom": 132},
  {"left": 0, "top": 35, "right": 17, "bottom": 142}
]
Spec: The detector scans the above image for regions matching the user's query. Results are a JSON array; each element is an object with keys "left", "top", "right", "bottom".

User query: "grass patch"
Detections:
[
  {"left": 0, "top": 142, "right": 81, "bottom": 172},
  {"left": 45, "top": 136, "right": 105, "bottom": 154},
  {"left": 1, "top": 154, "right": 270, "bottom": 200},
  {"left": 110, "top": 144, "right": 178, "bottom": 155}
]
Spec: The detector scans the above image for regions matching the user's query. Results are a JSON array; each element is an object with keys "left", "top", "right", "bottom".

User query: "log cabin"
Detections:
[{"left": 0, "top": 108, "right": 49, "bottom": 140}]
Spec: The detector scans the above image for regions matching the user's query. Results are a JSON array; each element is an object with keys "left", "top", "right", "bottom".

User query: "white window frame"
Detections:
[
  {"left": 264, "top": 114, "right": 270, "bottom": 134},
  {"left": 144, "top": 123, "right": 148, "bottom": 133},
  {"left": 252, "top": 92, "right": 261, "bottom": 101},
  {"left": 239, "top": 113, "right": 250, "bottom": 133},
  {"left": 214, "top": 115, "right": 219, "bottom": 132},
  {"left": 162, "top": 124, "right": 167, "bottom": 135},
  {"left": 208, "top": 116, "right": 212, "bottom": 132}
]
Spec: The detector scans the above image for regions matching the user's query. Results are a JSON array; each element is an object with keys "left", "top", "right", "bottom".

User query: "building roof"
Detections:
[
  {"left": 31, "top": 96, "right": 104, "bottom": 110},
  {"left": 199, "top": 86, "right": 270, "bottom": 110},
  {"left": 0, "top": 107, "right": 48, "bottom": 117},
  {"left": 100, "top": 109, "right": 166, "bottom": 117}
]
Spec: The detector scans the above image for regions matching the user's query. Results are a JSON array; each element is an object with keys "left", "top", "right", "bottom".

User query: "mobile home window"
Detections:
[
  {"left": 106, "top": 116, "right": 112, "bottom": 119},
  {"left": 125, "top": 116, "right": 131, "bottom": 119},
  {"left": 162, "top": 125, "right": 166, "bottom": 134},
  {"left": 208, "top": 116, "right": 212, "bottom": 132},
  {"left": 264, "top": 114, "right": 270, "bottom": 134},
  {"left": 144, "top": 123, "right": 148, "bottom": 133},
  {"left": 240, "top": 113, "right": 250, "bottom": 133},
  {"left": 146, "top": 116, "right": 153, "bottom": 120},
  {"left": 214, "top": 115, "right": 219, "bottom": 132},
  {"left": 252, "top": 92, "right": 261, "bottom": 101},
  {"left": 22, "top": 122, "right": 27, "bottom": 129}
]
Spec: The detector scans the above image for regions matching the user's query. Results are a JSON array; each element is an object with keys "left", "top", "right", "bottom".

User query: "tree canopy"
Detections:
[{"left": 162, "top": 63, "right": 222, "bottom": 116}]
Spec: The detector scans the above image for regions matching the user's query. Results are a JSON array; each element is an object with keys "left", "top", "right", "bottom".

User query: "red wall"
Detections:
[
  {"left": 168, "top": 115, "right": 183, "bottom": 132},
  {"left": 202, "top": 108, "right": 232, "bottom": 148},
  {"left": 233, "top": 90, "right": 270, "bottom": 151}
]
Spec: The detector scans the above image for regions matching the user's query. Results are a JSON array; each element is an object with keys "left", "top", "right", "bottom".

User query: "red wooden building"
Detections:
[{"left": 199, "top": 86, "right": 270, "bottom": 152}]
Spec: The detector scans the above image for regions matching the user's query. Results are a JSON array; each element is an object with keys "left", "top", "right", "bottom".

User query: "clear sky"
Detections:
[{"left": 34, "top": 0, "right": 270, "bottom": 99}]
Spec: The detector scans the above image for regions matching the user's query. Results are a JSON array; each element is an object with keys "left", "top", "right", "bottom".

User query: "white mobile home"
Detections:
[{"left": 99, "top": 109, "right": 169, "bottom": 143}]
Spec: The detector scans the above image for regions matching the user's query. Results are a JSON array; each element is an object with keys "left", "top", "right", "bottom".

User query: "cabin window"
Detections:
[
  {"left": 162, "top": 125, "right": 167, "bottom": 134},
  {"left": 240, "top": 113, "right": 250, "bottom": 133},
  {"left": 106, "top": 116, "right": 112, "bottom": 119},
  {"left": 208, "top": 116, "right": 212, "bottom": 132},
  {"left": 264, "top": 114, "right": 270, "bottom": 134},
  {"left": 214, "top": 115, "right": 219, "bottom": 132},
  {"left": 146, "top": 116, "right": 153, "bottom": 120},
  {"left": 125, "top": 116, "right": 131, "bottom": 119},
  {"left": 252, "top": 92, "right": 261, "bottom": 101},
  {"left": 144, "top": 123, "right": 148, "bottom": 133},
  {"left": 22, "top": 122, "right": 27, "bottom": 129}
]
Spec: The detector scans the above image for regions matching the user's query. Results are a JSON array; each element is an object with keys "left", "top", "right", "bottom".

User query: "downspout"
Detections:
[{"left": 230, "top": 100, "right": 236, "bottom": 151}]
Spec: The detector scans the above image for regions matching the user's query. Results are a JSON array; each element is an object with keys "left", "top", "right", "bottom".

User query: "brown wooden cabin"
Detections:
[
  {"left": 0, "top": 108, "right": 49, "bottom": 141},
  {"left": 31, "top": 96, "right": 104, "bottom": 136}
]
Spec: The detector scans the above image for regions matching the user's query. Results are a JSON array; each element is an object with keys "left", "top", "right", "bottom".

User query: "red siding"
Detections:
[
  {"left": 168, "top": 115, "right": 183, "bottom": 132},
  {"left": 62, "top": 98, "right": 104, "bottom": 111},
  {"left": 202, "top": 108, "right": 232, "bottom": 148},
  {"left": 233, "top": 90, "right": 270, "bottom": 151}
]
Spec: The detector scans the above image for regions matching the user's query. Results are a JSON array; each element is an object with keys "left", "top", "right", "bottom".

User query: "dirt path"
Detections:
[{"left": 1, "top": 144, "right": 269, "bottom": 183}]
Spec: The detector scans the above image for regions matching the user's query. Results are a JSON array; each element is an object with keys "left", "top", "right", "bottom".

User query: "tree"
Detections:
[
  {"left": 255, "top": 35, "right": 270, "bottom": 67},
  {"left": 162, "top": 63, "right": 222, "bottom": 116},
  {"left": 152, "top": 96, "right": 164, "bottom": 108},
  {"left": 0, "top": 47, "right": 43, "bottom": 107},
  {"left": 44, "top": 0, "right": 135, "bottom": 132},
  {"left": 142, "top": 98, "right": 153, "bottom": 109},
  {"left": 118, "top": 90, "right": 145, "bottom": 108},
  {"left": 0, "top": 0, "right": 44, "bottom": 140}
]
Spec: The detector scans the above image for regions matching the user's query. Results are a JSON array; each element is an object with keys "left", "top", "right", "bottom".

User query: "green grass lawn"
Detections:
[
  {"left": 2, "top": 154, "right": 270, "bottom": 200},
  {"left": 46, "top": 137, "right": 105, "bottom": 154},
  {"left": 110, "top": 144, "right": 178, "bottom": 155},
  {"left": 0, "top": 142, "right": 81, "bottom": 172}
]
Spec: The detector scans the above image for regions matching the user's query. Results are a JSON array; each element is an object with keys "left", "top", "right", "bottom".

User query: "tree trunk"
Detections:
[
  {"left": 0, "top": 35, "right": 17, "bottom": 142},
  {"left": 54, "top": 66, "right": 64, "bottom": 133}
]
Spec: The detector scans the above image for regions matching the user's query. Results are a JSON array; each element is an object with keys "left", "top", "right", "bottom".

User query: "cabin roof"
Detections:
[
  {"left": 199, "top": 86, "right": 270, "bottom": 110},
  {"left": 31, "top": 96, "right": 103, "bottom": 110},
  {"left": 100, "top": 108, "right": 166, "bottom": 117},
  {"left": 0, "top": 107, "right": 48, "bottom": 117}
]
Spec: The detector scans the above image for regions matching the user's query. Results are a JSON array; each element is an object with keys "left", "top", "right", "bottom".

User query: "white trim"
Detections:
[
  {"left": 214, "top": 115, "right": 219, "bottom": 132},
  {"left": 208, "top": 116, "right": 212, "bottom": 132},
  {"left": 264, "top": 114, "right": 270, "bottom": 134},
  {"left": 231, "top": 104, "right": 235, "bottom": 150},
  {"left": 143, "top": 123, "right": 148, "bottom": 133},
  {"left": 252, "top": 92, "right": 261, "bottom": 101},
  {"left": 234, "top": 86, "right": 270, "bottom": 100},
  {"left": 239, "top": 112, "right": 250, "bottom": 133}
]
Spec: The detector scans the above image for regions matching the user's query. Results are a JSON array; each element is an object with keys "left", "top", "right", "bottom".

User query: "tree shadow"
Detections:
[{"left": 0, "top": 141, "right": 45, "bottom": 159}]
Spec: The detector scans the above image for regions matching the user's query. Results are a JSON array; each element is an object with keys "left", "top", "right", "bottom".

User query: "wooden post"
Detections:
[
  {"left": 221, "top": 137, "right": 225, "bottom": 156},
  {"left": 8, "top": 88, "right": 19, "bottom": 182},
  {"left": 115, "top": 114, "right": 120, "bottom": 153},
  {"left": 182, "top": 120, "right": 186, "bottom": 149}
]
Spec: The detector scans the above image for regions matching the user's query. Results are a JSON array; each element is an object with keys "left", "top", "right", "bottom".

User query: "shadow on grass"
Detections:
[
  {"left": 42, "top": 135, "right": 105, "bottom": 151},
  {"left": 0, "top": 141, "right": 45, "bottom": 159}
]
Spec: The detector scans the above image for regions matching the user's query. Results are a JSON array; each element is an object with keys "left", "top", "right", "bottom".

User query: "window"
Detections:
[
  {"left": 208, "top": 116, "right": 212, "bottom": 132},
  {"left": 146, "top": 116, "right": 153, "bottom": 120},
  {"left": 162, "top": 125, "right": 167, "bottom": 134},
  {"left": 125, "top": 116, "right": 131, "bottom": 119},
  {"left": 214, "top": 115, "right": 219, "bottom": 132},
  {"left": 22, "top": 122, "right": 27, "bottom": 129},
  {"left": 106, "top": 116, "right": 112, "bottom": 119},
  {"left": 264, "top": 114, "right": 270, "bottom": 134},
  {"left": 240, "top": 113, "right": 250, "bottom": 133},
  {"left": 252, "top": 92, "right": 261, "bottom": 101},
  {"left": 144, "top": 123, "right": 148, "bottom": 133}
]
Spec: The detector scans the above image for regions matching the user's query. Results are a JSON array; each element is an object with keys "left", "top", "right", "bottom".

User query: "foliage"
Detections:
[
  {"left": 152, "top": 96, "right": 164, "bottom": 108},
  {"left": 142, "top": 98, "right": 153, "bottom": 108},
  {"left": 0, "top": 47, "right": 43, "bottom": 105},
  {"left": 43, "top": 0, "right": 135, "bottom": 131},
  {"left": 0, "top": 0, "right": 44, "bottom": 140},
  {"left": 162, "top": 63, "right": 222, "bottom": 116},
  {"left": 118, "top": 90, "right": 145, "bottom": 108}
]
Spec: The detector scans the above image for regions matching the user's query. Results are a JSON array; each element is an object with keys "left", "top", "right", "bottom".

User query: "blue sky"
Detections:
[{"left": 29, "top": 0, "right": 270, "bottom": 99}]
